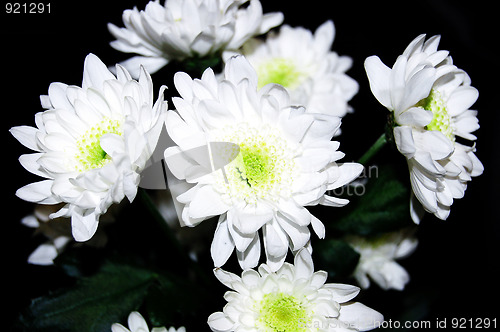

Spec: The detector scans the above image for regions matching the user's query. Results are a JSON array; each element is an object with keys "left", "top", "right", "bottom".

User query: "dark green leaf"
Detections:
[
  {"left": 18, "top": 262, "right": 157, "bottom": 332},
  {"left": 330, "top": 163, "right": 413, "bottom": 236},
  {"left": 315, "top": 239, "right": 360, "bottom": 280}
]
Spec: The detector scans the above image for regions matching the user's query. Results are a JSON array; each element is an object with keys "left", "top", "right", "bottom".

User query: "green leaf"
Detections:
[
  {"left": 314, "top": 239, "right": 360, "bottom": 280},
  {"left": 330, "top": 163, "right": 413, "bottom": 236},
  {"left": 18, "top": 262, "right": 157, "bottom": 332}
]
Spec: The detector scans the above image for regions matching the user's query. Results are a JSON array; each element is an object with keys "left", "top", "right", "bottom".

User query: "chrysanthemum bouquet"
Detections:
[{"left": 9, "top": 1, "right": 487, "bottom": 331}]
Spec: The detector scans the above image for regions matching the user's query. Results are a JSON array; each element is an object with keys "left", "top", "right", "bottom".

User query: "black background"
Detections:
[{"left": 2, "top": 0, "right": 499, "bottom": 330}]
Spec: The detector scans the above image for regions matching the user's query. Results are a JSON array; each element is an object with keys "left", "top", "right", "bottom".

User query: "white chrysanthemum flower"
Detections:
[
  {"left": 225, "top": 21, "right": 358, "bottom": 119},
  {"left": 112, "top": 311, "right": 186, "bottom": 332},
  {"left": 108, "top": 0, "right": 284, "bottom": 77},
  {"left": 208, "top": 249, "right": 383, "bottom": 332},
  {"left": 347, "top": 230, "right": 418, "bottom": 291},
  {"left": 10, "top": 54, "right": 167, "bottom": 242},
  {"left": 365, "top": 34, "right": 483, "bottom": 223},
  {"left": 165, "top": 55, "right": 363, "bottom": 271}
]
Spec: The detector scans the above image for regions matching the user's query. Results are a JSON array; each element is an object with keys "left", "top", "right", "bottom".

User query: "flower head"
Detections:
[
  {"left": 10, "top": 54, "right": 167, "bottom": 241},
  {"left": 108, "top": 0, "right": 284, "bottom": 77},
  {"left": 207, "top": 249, "right": 383, "bottom": 331},
  {"left": 225, "top": 21, "right": 358, "bottom": 119},
  {"left": 165, "top": 55, "right": 363, "bottom": 271},
  {"left": 364, "top": 34, "right": 483, "bottom": 223},
  {"left": 347, "top": 230, "right": 418, "bottom": 291},
  {"left": 112, "top": 311, "right": 185, "bottom": 332}
]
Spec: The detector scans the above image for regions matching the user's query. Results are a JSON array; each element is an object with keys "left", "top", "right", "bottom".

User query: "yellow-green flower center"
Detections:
[
  {"left": 74, "top": 118, "right": 122, "bottom": 172},
  {"left": 212, "top": 123, "right": 298, "bottom": 204},
  {"left": 257, "top": 58, "right": 304, "bottom": 90},
  {"left": 257, "top": 292, "right": 309, "bottom": 332},
  {"left": 417, "top": 89, "right": 455, "bottom": 141}
]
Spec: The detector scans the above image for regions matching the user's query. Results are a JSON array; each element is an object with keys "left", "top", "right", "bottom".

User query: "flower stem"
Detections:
[
  {"left": 137, "top": 188, "right": 212, "bottom": 285},
  {"left": 357, "top": 133, "right": 387, "bottom": 165}
]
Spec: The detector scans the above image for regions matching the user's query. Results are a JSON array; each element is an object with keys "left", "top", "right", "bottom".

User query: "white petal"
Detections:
[
  {"left": 82, "top": 53, "right": 115, "bottom": 90},
  {"left": 393, "top": 126, "right": 416, "bottom": 158},
  {"left": 237, "top": 233, "right": 261, "bottom": 270},
  {"left": 27, "top": 243, "right": 58, "bottom": 265},
  {"left": 327, "top": 163, "right": 363, "bottom": 190},
  {"left": 213, "top": 267, "right": 241, "bottom": 290},
  {"left": 310, "top": 215, "right": 325, "bottom": 239},
  {"left": 420, "top": 130, "right": 454, "bottom": 160},
  {"left": 16, "top": 180, "right": 59, "bottom": 204},
  {"left": 263, "top": 222, "right": 288, "bottom": 271},
  {"left": 111, "top": 324, "right": 130, "bottom": 332},
  {"left": 447, "top": 86, "right": 478, "bottom": 117},
  {"left": 188, "top": 185, "right": 229, "bottom": 219},
  {"left": 207, "top": 312, "right": 234, "bottom": 332},
  {"left": 397, "top": 107, "right": 433, "bottom": 127},
  {"left": 10, "top": 126, "right": 41, "bottom": 151},
  {"left": 398, "top": 67, "right": 436, "bottom": 112},
  {"left": 71, "top": 210, "right": 99, "bottom": 242},
  {"left": 211, "top": 215, "right": 235, "bottom": 267},
  {"left": 293, "top": 248, "right": 314, "bottom": 281},
  {"left": 230, "top": 204, "right": 273, "bottom": 235},
  {"left": 128, "top": 311, "right": 149, "bottom": 332},
  {"left": 224, "top": 55, "right": 258, "bottom": 89},
  {"left": 338, "top": 302, "right": 384, "bottom": 331},
  {"left": 120, "top": 56, "right": 169, "bottom": 79},
  {"left": 323, "top": 283, "right": 360, "bottom": 304},
  {"left": 410, "top": 193, "right": 425, "bottom": 224},
  {"left": 364, "top": 56, "right": 392, "bottom": 109}
]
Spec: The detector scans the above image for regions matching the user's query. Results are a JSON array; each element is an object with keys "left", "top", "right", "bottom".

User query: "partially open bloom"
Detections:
[
  {"left": 207, "top": 249, "right": 383, "bottom": 331},
  {"left": 225, "top": 20, "right": 358, "bottom": 119},
  {"left": 112, "top": 311, "right": 186, "bottom": 332},
  {"left": 347, "top": 230, "right": 418, "bottom": 291},
  {"left": 165, "top": 55, "right": 362, "bottom": 270},
  {"left": 108, "top": 0, "right": 284, "bottom": 77},
  {"left": 10, "top": 54, "right": 167, "bottom": 242},
  {"left": 365, "top": 34, "right": 483, "bottom": 223}
]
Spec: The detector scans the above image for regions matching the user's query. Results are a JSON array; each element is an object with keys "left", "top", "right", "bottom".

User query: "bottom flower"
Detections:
[
  {"left": 112, "top": 311, "right": 185, "bottom": 332},
  {"left": 208, "top": 249, "right": 383, "bottom": 331}
]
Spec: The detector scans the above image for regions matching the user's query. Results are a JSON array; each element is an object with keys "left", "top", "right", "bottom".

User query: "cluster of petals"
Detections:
[
  {"left": 347, "top": 230, "right": 418, "bottom": 291},
  {"left": 365, "top": 34, "right": 483, "bottom": 223},
  {"left": 225, "top": 20, "right": 358, "bottom": 120},
  {"left": 10, "top": 54, "right": 167, "bottom": 242},
  {"left": 112, "top": 311, "right": 185, "bottom": 332},
  {"left": 165, "top": 55, "right": 363, "bottom": 271},
  {"left": 108, "top": 0, "right": 284, "bottom": 77},
  {"left": 208, "top": 249, "right": 383, "bottom": 331}
]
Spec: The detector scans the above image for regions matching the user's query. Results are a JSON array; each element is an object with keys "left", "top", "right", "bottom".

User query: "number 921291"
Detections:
[{"left": 5, "top": 3, "right": 51, "bottom": 14}]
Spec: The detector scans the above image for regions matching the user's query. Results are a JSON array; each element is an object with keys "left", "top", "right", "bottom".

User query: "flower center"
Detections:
[
  {"left": 74, "top": 118, "right": 122, "bottom": 172},
  {"left": 417, "top": 89, "right": 455, "bottom": 141},
  {"left": 212, "top": 123, "right": 298, "bottom": 204},
  {"left": 256, "top": 58, "right": 304, "bottom": 90},
  {"left": 257, "top": 292, "right": 309, "bottom": 332}
]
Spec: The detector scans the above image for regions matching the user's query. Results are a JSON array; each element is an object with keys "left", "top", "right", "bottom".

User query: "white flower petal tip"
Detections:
[
  {"left": 225, "top": 20, "right": 358, "bottom": 119},
  {"left": 208, "top": 249, "right": 382, "bottom": 332},
  {"left": 108, "top": 0, "right": 283, "bottom": 76},
  {"left": 11, "top": 54, "right": 167, "bottom": 242},
  {"left": 166, "top": 55, "right": 359, "bottom": 271},
  {"left": 111, "top": 311, "right": 182, "bottom": 332},
  {"left": 365, "top": 34, "right": 482, "bottom": 222}
]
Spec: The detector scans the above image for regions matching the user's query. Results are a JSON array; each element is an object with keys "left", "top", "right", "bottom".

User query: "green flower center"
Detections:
[
  {"left": 417, "top": 89, "right": 455, "bottom": 141},
  {"left": 212, "top": 123, "right": 298, "bottom": 204},
  {"left": 257, "top": 58, "right": 303, "bottom": 90},
  {"left": 238, "top": 142, "right": 273, "bottom": 188},
  {"left": 257, "top": 292, "right": 309, "bottom": 332},
  {"left": 74, "top": 118, "right": 122, "bottom": 172}
]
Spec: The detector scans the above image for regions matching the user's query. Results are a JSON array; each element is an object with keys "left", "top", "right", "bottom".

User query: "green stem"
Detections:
[
  {"left": 137, "top": 188, "right": 212, "bottom": 286},
  {"left": 357, "top": 133, "right": 387, "bottom": 165}
]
